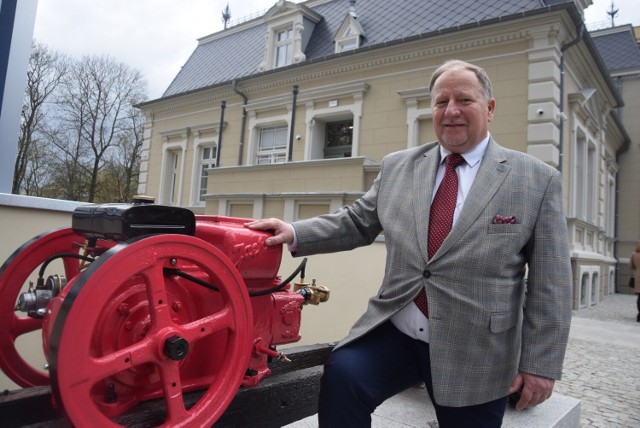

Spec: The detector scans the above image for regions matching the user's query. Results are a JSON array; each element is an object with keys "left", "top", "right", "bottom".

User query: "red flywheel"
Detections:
[
  {"left": 49, "top": 234, "right": 253, "bottom": 427},
  {"left": 0, "top": 228, "right": 113, "bottom": 387}
]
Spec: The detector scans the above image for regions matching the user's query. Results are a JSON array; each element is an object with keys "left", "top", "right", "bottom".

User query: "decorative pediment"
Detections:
[{"left": 264, "top": 0, "right": 322, "bottom": 23}]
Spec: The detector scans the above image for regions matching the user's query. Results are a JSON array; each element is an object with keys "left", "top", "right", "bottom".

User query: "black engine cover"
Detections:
[{"left": 72, "top": 203, "right": 196, "bottom": 241}]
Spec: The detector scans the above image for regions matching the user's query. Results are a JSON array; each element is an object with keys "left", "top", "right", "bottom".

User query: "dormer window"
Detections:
[
  {"left": 258, "top": 1, "right": 322, "bottom": 72},
  {"left": 337, "top": 37, "right": 358, "bottom": 53},
  {"left": 275, "top": 28, "right": 294, "bottom": 67},
  {"left": 334, "top": 1, "right": 365, "bottom": 53}
]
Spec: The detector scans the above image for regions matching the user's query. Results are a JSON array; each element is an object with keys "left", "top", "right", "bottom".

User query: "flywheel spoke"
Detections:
[
  {"left": 81, "top": 338, "right": 157, "bottom": 383},
  {"left": 0, "top": 228, "right": 88, "bottom": 387},
  {"left": 159, "top": 362, "right": 189, "bottom": 424},
  {"left": 11, "top": 315, "right": 42, "bottom": 338},
  {"left": 181, "top": 306, "right": 234, "bottom": 342},
  {"left": 143, "top": 264, "right": 174, "bottom": 329}
]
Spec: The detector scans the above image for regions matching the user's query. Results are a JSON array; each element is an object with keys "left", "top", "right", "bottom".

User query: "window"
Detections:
[
  {"left": 190, "top": 125, "right": 220, "bottom": 206},
  {"left": 333, "top": 15, "right": 365, "bottom": 53},
  {"left": 591, "top": 273, "right": 599, "bottom": 306},
  {"left": 586, "top": 144, "right": 596, "bottom": 223},
  {"left": 199, "top": 146, "right": 217, "bottom": 202},
  {"left": 167, "top": 151, "right": 179, "bottom": 205},
  {"left": 337, "top": 38, "right": 357, "bottom": 52},
  {"left": 324, "top": 120, "right": 353, "bottom": 158},
  {"left": 274, "top": 28, "right": 293, "bottom": 67},
  {"left": 257, "top": 125, "right": 288, "bottom": 164},
  {"left": 572, "top": 129, "right": 598, "bottom": 224},
  {"left": 580, "top": 273, "right": 588, "bottom": 308},
  {"left": 258, "top": 4, "right": 320, "bottom": 72},
  {"left": 159, "top": 129, "right": 187, "bottom": 206},
  {"left": 574, "top": 134, "right": 586, "bottom": 219},
  {"left": 607, "top": 175, "right": 615, "bottom": 235}
]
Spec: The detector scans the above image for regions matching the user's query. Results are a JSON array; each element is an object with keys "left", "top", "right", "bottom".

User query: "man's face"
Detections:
[{"left": 431, "top": 68, "right": 495, "bottom": 153}]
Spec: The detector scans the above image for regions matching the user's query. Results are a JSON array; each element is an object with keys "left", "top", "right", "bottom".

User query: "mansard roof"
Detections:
[
  {"left": 591, "top": 25, "right": 640, "bottom": 74},
  {"left": 158, "top": 0, "right": 582, "bottom": 100}
]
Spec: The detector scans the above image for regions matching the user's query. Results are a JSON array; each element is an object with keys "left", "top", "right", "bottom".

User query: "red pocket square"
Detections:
[{"left": 492, "top": 215, "right": 516, "bottom": 224}]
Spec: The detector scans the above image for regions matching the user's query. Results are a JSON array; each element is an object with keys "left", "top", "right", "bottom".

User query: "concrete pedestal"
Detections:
[{"left": 285, "top": 386, "right": 580, "bottom": 427}]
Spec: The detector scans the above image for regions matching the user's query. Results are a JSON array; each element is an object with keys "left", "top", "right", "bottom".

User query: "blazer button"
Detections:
[{"left": 422, "top": 270, "right": 431, "bottom": 279}]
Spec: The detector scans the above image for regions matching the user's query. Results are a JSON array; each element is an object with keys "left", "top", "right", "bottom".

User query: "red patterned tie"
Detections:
[{"left": 414, "top": 153, "right": 465, "bottom": 318}]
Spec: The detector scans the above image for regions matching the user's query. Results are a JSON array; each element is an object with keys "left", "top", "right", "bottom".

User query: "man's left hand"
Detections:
[{"left": 509, "top": 372, "right": 555, "bottom": 410}]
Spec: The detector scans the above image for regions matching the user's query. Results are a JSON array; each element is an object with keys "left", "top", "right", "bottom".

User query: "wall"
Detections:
[
  {"left": 616, "top": 75, "right": 640, "bottom": 294},
  {"left": 0, "top": 194, "right": 86, "bottom": 391}
]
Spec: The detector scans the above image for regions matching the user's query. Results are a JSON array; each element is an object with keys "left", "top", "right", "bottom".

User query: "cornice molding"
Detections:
[
  {"left": 397, "top": 87, "right": 430, "bottom": 101},
  {"left": 210, "top": 191, "right": 364, "bottom": 199},
  {"left": 148, "top": 91, "right": 236, "bottom": 114}
]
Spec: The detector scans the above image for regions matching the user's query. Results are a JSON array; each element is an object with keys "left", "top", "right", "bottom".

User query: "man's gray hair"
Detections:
[{"left": 429, "top": 60, "right": 493, "bottom": 101}]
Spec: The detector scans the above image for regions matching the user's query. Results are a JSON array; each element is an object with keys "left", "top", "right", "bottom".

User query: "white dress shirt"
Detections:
[{"left": 390, "top": 135, "right": 490, "bottom": 342}]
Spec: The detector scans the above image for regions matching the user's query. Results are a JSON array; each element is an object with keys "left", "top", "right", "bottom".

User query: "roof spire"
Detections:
[
  {"left": 606, "top": 0, "right": 618, "bottom": 27},
  {"left": 349, "top": 0, "right": 357, "bottom": 18},
  {"left": 222, "top": 3, "right": 232, "bottom": 30}
]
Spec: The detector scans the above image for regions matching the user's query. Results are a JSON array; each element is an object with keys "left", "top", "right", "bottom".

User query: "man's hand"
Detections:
[
  {"left": 245, "top": 218, "right": 294, "bottom": 246},
  {"left": 509, "top": 372, "right": 555, "bottom": 410}
]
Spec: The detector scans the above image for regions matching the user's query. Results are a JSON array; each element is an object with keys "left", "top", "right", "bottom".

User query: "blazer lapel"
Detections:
[{"left": 433, "top": 139, "right": 511, "bottom": 261}]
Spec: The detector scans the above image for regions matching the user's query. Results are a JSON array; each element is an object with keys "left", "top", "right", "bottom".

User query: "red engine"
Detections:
[{"left": 0, "top": 203, "right": 328, "bottom": 427}]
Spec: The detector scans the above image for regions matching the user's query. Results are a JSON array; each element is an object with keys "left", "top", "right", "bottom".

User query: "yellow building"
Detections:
[
  {"left": 591, "top": 24, "right": 640, "bottom": 298},
  {"left": 136, "top": 0, "right": 635, "bottom": 343}
]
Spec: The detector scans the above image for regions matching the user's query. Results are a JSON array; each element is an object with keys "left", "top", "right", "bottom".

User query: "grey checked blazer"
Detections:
[{"left": 292, "top": 138, "right": 572, "bottom": 407}]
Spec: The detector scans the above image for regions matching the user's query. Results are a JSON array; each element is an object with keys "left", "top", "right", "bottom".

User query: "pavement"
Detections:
[
  {"left": 554, "top": 292, "right": 640, "bottom": 427},
  {"left": 287, "top": 292, "right": 640, "bottom": 428}
]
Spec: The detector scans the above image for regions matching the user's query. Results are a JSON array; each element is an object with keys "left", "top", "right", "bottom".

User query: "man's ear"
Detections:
[{"left": 487, "top": 98, "right": 496, "bottom": 122}]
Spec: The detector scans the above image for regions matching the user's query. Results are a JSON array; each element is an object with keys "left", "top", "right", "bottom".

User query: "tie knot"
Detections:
[{"left": 445, "top": 153, "right": 464, "bottom": 170}]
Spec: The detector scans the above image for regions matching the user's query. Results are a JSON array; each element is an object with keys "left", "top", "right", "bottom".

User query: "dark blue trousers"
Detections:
[{"left": 318, "top": 321, "right": 508, "bottom": 427}]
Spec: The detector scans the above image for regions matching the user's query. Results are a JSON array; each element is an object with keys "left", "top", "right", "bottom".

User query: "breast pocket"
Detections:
[{"left": 486, "top": 224, "right": 525, "bottom": 234}]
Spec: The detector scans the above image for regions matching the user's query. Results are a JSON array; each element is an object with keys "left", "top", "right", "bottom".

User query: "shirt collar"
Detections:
[{"left": 438, "top": 133, "right": 490, "bottom": 168}]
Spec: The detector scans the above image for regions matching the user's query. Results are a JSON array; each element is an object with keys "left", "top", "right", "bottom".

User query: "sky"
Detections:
[{"left": 32, "top": 0, "right": 640, "bottom": 101}]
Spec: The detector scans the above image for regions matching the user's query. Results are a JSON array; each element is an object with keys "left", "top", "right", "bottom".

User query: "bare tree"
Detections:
[
  {"left": 12, "top": 43, "right": 66, "bottom": 194},
  {"left": 14, "top": 46, "right": 148, "bottom": 202},
  {"left": 54, "top": 55, "right": 147, "bottom": 202},
  {"left": 94, "top": 103, "right": 145, "bottom": 203}
]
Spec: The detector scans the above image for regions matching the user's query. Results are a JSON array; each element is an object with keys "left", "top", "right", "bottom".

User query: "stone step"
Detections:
[{"left": 285, "top": 386, "right": 580, "bottom": 427}]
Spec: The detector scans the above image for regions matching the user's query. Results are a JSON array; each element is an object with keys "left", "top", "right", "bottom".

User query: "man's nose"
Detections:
[{"left": 444, "top": 101, "right": 461, "bottom": 115}]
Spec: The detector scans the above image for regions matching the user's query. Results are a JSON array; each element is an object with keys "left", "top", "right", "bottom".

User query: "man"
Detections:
[{"left": 247, "top": 59, "right": 572, "bottom": 427}]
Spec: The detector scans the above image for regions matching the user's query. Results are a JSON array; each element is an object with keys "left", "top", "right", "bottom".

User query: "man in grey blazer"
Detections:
[{"left": 247, "top": 60, "right": 572, "bottom": 427}]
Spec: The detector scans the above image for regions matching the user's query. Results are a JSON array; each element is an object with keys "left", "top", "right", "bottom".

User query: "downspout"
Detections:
[
  {"left": 558, "top": 23, "right": 584, "bottom": 174},
  {"left": 232, "top": 80, "right": 248, "bottom": 165},
  {"left": 288, "top": 85, "right": 299, "bottom": 162},
  {"left": 215, "top": 100, "right": 226, "bottom": 167}
]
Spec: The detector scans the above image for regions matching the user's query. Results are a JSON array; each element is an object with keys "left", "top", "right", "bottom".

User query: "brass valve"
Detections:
[{"left": 294, "top": 278, "right": 330, "bottom": 305}]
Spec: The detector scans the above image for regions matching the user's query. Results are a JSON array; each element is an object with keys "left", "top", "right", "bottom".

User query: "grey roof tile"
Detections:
[
  {"left": 162, "top": 0, "right": 558, "bottom": 98},
  {"left": 591, "top": 25, "right": 640, "bottom": 73}
]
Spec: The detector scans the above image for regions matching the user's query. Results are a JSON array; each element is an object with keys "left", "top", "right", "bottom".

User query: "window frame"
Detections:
[
  {"left": 198, "top": 145, "right": 217, "bottom": 202},
  {"left": 274, "top": 27, "right": 294, "bottom": 68},
  {"left": 158, "top": 131, "right": 187, "bottom": 206},
  {"left": 256, "top": 124, "right": 289, "bottom": 165},
  {"left": 323, "top": 119, "right": 353, "bottom": 159}
]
